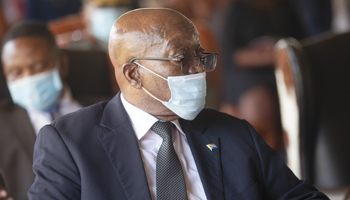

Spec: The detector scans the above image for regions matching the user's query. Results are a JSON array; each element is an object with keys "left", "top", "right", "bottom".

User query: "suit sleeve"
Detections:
[
  {"left": 244, "top": 121, "right": 329, "bottom": 200},
  {"left": 28, "top": 125, "right": 81, "bottom": 199}
]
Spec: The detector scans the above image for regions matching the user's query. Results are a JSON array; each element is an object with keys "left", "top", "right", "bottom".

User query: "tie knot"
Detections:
[{"left": 151, "top": 121, "right": 173, "bottom": 139}]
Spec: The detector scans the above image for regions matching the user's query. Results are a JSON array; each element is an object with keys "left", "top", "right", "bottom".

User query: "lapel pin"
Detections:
[{"left": 206, "top": 143, "right": 218, "bottom": 151}]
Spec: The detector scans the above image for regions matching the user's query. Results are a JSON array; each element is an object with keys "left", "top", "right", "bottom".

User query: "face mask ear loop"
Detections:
[
  {"left": 134, "top": 62, "right": 168, "bottom": 103},
  {"left": 141, "top": 87, "right": 166, "bottom": 103},
  {"left": 134, "top": 62, "right": 167, "bottom": 81}
]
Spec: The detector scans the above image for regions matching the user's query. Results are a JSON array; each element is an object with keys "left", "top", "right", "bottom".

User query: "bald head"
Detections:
[
  {"left": 108, "top": 8, "right": 202, "bottom": 121},
  {"left": 108, "top": 8, "right": 198, "bottom": 82}
]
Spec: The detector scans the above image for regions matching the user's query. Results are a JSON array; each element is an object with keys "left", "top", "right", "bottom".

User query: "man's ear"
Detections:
[{"left": 123, "top": 63, "right": 142, "bottom": 89}]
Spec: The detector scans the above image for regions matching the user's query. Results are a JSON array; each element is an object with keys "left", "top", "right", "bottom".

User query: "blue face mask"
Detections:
[
  {"left": 7, "top": 67, "right": 63, "bottom": 111},
  {"left": 135, "top": 62, "right": 206, "bottom": 120},
  {"left": 90, "top": 6, "right": 129, "bottom": 44}
]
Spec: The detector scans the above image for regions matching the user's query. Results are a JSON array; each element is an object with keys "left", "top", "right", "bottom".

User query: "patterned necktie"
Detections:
[{"left": 151, "top": 121, "right": 188, "bottom": 200}]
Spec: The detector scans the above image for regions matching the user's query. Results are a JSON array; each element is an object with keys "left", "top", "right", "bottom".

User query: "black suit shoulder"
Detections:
[
  {"left": 37, "top": 101, "right": 111, "bottom": 149},
  {"left": 196, "top": 108, "right": 245, "bottom": 125},
  {"left": 50, "top": 101, "right": 107, "bottom": 131},
  {"left": 53, "top": 101, "right": 107, "bottom": 124},
  {"left": 189, "top": 108, "right": 254, "bottom": 139},
  {"left": 189, "top": 108, "right": 329, "bottom": 199}
]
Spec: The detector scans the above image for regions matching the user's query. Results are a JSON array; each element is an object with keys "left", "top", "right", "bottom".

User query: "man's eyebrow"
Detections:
[
  {"left": 167, "top": 37, "right": 201, "bottom": 50},
  {"left": 167, "top": 37, "right": 185, "bottom": 47},
  {"left": 165, "top": 40, "right": 188, "bottom": 55}
]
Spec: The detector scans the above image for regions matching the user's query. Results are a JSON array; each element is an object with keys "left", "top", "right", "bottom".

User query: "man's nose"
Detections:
[{"left": 197, "top": 63, "right": 205, "bottom": 73}]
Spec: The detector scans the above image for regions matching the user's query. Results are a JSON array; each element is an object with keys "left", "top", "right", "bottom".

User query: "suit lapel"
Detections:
[
  {"left": 98, "top": 93, "right": 152, "bottom": 200},
  {"left": 180, "top": 119, "right": 224, "bottom": 200}
]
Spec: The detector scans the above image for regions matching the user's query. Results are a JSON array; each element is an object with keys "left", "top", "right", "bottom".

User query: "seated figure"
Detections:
[
  {"left": 28, "top": 8, "right": 328, "bottom": 200},
  {"left": 0, "top": 21, "right": 82, "bottom": 199},
  {"left": 1, "top": 21, "right": 82, "bottom": 133}
]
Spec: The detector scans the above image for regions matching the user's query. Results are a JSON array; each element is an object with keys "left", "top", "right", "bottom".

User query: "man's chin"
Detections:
[{"left": 151, "top": 113, "right": 180, "bottom": 122}]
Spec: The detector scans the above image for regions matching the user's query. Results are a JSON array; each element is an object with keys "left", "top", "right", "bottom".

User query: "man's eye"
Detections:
[
  {"left": 197, "top": 50, "right": 205, "bottom": 57},
  {"left": 174, "top": 49, "right": 188, "bottom": 58},
  {"left": 172, "top": 59, "right": 182, "bottom": 66},
  {"left": 32, "top": 63, "right": 46, "bottom": 72},
  {"left": 174, "top": 54, "right": 186, "bottom": 59},
  {"left": 7, "top": 69, "right": 22, "bottom": 81}
]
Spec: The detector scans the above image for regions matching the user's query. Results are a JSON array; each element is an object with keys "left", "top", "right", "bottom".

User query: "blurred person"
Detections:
[
  {"left": 0, "top": 21, "right": 83, "bottom": 200},
  {"left": 47, "top": 0, "right": 131, "bottom": 50},
  {"left": 141, "top": 0, "right": 217, "bottom": 20},
  {"left": 28, "top": 8, "right": 328, "bottom": 199},
  {"left": 46, "top": 0, "right": 129, "bottom": 100},
  {"left": 220, "top": 0, "right": 304, "bottom": 153},
  {"left": 0, "top": 42, "right": 34, "bottom": 200},
  {"left": 82, "top": 0, "right": 131, "bottom": 48},
  {"left": 1, "top": 21, "right": 82, "bottom": 134}
]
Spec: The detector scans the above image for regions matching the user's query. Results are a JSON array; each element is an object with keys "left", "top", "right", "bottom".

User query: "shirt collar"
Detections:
[
  {"left": 120, "top": 93, "right": 185, "bottom": 140},
  {"left": 58, "top": 84, "right": 82, "bottom": 116}
]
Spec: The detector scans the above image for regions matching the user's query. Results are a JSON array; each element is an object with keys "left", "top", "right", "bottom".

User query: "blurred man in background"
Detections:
[
  {"left": 0, "top": 21, "right": 81, "bottom": 199},
  {"left": 1, "top": 21, "right": 82, "bottom": 133},
  {"left": 47, "top": 0, "right": 132, "bottom": 50}
]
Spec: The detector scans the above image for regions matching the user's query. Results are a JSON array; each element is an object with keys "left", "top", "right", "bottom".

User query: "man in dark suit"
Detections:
[
  {"left": 28, "top": 8, "right": 328, "bottom": 199},
  {"left": 0, "top": 62, "right": 35, "bottom": 200},
  {"left": 1, "top": 21, "right": 82, "bottom": 135},
  {"left": 0, "top": 21, "right": 80, "bottom": 200}
]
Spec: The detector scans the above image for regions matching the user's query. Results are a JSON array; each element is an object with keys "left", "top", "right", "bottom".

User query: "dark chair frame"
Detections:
[{"left": 276, "top": 32, "right": 350, "bottom": 189}]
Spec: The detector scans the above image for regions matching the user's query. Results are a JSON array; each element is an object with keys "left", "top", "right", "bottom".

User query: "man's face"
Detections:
[
  {"left": 136, "top": 26, "right": 204, "bottom": 120},
  {"left": 2, "top": 37, "right": 57, "bottom": 82}
]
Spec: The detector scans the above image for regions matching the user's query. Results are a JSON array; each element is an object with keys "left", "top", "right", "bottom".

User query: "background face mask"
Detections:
[
  {"left": 135, "top": 62, "right": 206, "bottom": 120},
  {"left": 8, "top": 67, "right": 63, "bottom": 111},
  {"left": 90, "top": 6, "right": 129, "bottom": 44}
]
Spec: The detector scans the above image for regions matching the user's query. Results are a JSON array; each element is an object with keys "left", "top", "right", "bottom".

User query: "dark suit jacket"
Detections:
[
  {"left": 0, "top": 99, "right": 36, "bottom": 200},
  {"left": 28, "top": 92, "right": 328, "bottom": 199}
]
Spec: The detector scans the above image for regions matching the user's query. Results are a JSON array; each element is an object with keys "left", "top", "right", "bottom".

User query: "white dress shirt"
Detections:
[
  {"left": 120, "top": 93, "right": 207, "bottom": 200},
  {"left": 27, "top": 86, "right": 82, "bottom": 134}
]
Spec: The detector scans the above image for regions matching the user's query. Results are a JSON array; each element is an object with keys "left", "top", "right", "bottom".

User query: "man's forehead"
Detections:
[
  {"left": 109, "top": 8, "right": 200, "bottom": 61},
  {"left": 166, "top": 33, "right": 200, "bottom": 49},
  {"left": 3, "top": 37, "right": 42, "bottom": 55},
  {"left": 116, "top": 8, "right": 195, "bottom": 33}
]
